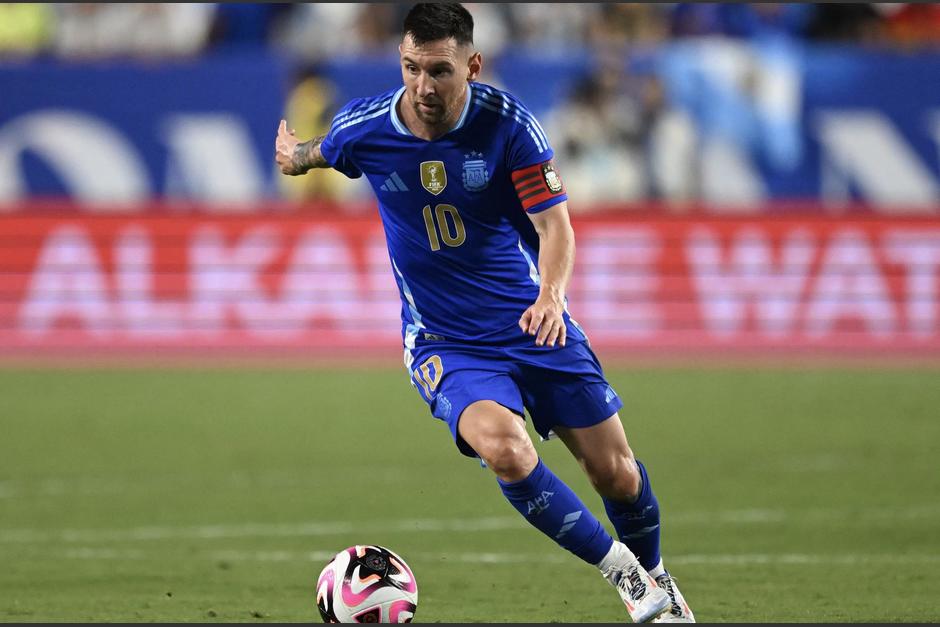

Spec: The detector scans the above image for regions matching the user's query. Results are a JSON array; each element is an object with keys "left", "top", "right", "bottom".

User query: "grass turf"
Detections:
[{"left": 1, "top": 366, "right": 938, "bottom": 622}]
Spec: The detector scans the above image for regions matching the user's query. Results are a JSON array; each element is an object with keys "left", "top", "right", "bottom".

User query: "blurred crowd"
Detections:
[
  {"left": 3, "top": 3, "right": 940, "bottom": 60},
  {"left": 2, "top": 3, "right": 939, "bottom": 209}
]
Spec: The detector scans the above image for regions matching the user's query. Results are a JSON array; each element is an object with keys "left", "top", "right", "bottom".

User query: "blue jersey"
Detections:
[{"left": 319, "top": 82, "right": 587, "bottom": 353}]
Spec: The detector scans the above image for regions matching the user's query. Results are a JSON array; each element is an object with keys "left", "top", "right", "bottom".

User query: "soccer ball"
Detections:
[{"left": 316, "top": 545, "right": 418, "bottom": 623}]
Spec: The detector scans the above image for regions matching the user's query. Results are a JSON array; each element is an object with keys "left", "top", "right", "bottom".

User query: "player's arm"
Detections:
[
  {"left": 275, "top": 119, "right": 330, "bottom": 176},
  {"left": 519, "top": 201, "right": 575, "bottom": 348}
]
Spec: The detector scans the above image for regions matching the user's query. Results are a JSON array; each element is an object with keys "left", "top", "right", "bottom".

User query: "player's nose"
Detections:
[{"left": 416, "top": 73, "right": 435, "bottom": 96}]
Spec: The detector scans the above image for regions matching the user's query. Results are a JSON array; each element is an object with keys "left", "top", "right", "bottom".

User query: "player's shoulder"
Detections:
[
  {"left": 328, "top": 87, "right": 399, "bottom": 141},
  {"left": 471, "top": 82, "right": 539, "bottom": 118},
  {"left": 470, "top": 82, "right": 550, "bottom": 153},
  {"left": 470, "top": 82, "right": 544, "bottom": 133}
]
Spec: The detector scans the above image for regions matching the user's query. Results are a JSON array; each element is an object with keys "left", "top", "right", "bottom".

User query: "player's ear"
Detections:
[{"left": 467, "top": 51, "right": 483, "bottom": 82}]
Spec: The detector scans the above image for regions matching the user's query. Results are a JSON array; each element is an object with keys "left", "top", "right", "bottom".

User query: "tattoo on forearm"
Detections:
[{"left": 291, "top": 135, "right": 327, "bottom": 173}]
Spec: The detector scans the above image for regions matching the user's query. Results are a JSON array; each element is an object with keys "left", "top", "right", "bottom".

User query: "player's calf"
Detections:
[
  {"left": 498, "top": 459, "right": 614, "bottom": 565},
  {"left": 603, "top": 460, "right": 662, "bottom": 572}
]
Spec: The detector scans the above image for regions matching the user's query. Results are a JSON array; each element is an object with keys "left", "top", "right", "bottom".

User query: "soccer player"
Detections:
[{"left": 275, "top": 3, "right": 694, "bottom": 623}]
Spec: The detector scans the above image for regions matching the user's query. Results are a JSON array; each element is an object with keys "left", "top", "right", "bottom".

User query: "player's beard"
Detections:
[
  {"left": 413, "top": 99, "right": 445, "bottom": 125},
  {"left": 413, "top": 96, "right": 460, "bottom": 128}
]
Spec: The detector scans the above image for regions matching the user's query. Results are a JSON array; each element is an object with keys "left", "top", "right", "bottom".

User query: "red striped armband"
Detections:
[{"left": 511, "top": 160, "right": 566, "bottom": 212}]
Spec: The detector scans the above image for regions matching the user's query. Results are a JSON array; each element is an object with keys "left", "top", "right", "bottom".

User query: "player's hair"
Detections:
[{"left": 403, "top": 3, "right": 474, "bottom": 47}]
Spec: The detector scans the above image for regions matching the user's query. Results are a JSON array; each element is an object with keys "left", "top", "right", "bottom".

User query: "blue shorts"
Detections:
[{"left": 406, "top": 340, "right": 623, "bottom": 458}]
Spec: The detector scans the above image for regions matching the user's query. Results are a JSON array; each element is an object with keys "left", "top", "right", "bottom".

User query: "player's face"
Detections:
[{"left": 399, "top": 35, "right": 481, "bottom": 128}]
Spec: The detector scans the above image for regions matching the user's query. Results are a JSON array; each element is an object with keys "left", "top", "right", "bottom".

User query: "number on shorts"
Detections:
[{"left": 413, "top": 354, "right": 443, "bottom": 397}]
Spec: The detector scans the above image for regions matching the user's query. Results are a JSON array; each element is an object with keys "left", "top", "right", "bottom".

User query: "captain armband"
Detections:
[{"left": 511, "top": 160, "right": 566, "bottom": 212}]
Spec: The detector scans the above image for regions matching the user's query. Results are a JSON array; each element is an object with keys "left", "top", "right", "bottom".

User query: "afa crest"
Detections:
[
  {"left": 462, "top": 151, "right": 490, "bottom": 192},
  {"left": 542, "top": 161, "right": 564, "bottom": 194},
  {"left": 420, "top": 161, "right": 447, "bottom": 195}
]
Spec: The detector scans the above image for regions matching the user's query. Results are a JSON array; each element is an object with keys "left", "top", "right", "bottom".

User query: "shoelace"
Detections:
[
  {"left": 657, "top": 576, "right": 683, "bottom": 616},
  {"left": 610, "top": 565, "right": 648, "bottom": 601}
]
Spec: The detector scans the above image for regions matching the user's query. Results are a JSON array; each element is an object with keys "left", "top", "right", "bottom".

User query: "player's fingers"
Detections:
[
  {"left": 558, "top": 322, "right": 567, "bottom": 347},
  {"left": 543, "top": 324, "right": 558, "bottom": 348},
  {"left": 527, "top": 310, "right": 544, "bottom": 336},
  {"left": 535, "top": 316, "right": 551, "bottom": 345},
  {"left": 518, "top": 308, "right": 532, "bottom": 332},
  {"left": 545, "top": 319, "right": 563, "bottom": 348},
  {"left": 538, "top": 316, "right": 560, "bottom": 346},
  {"left": 278, "top": 119, "right": 287, "bottom": 136}
]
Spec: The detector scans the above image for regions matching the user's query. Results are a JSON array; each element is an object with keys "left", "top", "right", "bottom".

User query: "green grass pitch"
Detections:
[{"left": 1, "top": 364, "right": 938, "bottom": 622}]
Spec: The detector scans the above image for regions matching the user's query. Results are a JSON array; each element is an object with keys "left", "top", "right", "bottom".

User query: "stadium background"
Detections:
[{"left": 1, "top": 3, "right": 938, "bottom": 623}]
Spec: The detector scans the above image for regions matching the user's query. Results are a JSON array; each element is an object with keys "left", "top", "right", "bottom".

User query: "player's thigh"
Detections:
[
  {"left": 458, "top": 399, "right": 537, "bottom": 474},
  {"left": 407, "top": 346, "right": 525, "bottom": 459},
  {"left": 512, "top": 340, "right": 624, "bottom": 441}
]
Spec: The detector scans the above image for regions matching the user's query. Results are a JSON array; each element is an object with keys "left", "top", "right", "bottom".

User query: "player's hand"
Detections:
[
  {"left": 275, "top": 119, "right": 305, "bottom": 175},
  {"left": 519, "top": 294, "right": 567, "bottom": 348}
]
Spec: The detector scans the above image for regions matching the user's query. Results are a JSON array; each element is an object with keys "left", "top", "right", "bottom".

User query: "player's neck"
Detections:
[{"left": 399, "top": 90, "right": 466, "bottom": 141}]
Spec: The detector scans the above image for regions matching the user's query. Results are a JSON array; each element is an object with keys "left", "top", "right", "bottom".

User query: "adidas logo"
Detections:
[
  {"left": 605, "top": 386, "right": 618, "bottom": 404},
  {"left": 555, "top": 510, "right": 582, "bottom": 539},
  {"left": 380, "top": 172, "right": 409, "bottom": 192}
]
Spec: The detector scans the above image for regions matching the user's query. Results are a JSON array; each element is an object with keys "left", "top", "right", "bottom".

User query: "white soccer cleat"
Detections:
[
  {"left": 601, "top": 543, "right": 670, "bottom": 623},
  {"left": 652, "top": 574, "right": 695, "bottom": 623}
]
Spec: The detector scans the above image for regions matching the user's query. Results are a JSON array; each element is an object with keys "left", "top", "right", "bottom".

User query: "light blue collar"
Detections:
[{"left": 389, "top": 83, "right": 473, "bottom": 138}]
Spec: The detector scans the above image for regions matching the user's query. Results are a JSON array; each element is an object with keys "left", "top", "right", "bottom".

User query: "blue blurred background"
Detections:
[{"left": 2, "top": 2, "right": 940, "bottom": 214}]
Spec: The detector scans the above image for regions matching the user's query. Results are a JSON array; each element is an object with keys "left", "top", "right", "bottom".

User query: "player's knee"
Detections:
[
  {"left": 459, "top": 402, "right": 537, "bottom": 482},
  {"left": 589, "top": 456, "right": 641, "bottom": 501},
  {"left": 477, "top": 433, "right": 537, "bottom": 482}
]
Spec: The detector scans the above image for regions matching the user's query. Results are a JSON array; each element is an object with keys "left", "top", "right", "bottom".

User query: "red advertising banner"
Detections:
[{"left": 2, "top": 212, "right": 939, "bottom": 358}]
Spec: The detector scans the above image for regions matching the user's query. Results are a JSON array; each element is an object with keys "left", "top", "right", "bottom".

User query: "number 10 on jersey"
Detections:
[{"left": 422, "top": 204, "right": 465, "bottom": 251}]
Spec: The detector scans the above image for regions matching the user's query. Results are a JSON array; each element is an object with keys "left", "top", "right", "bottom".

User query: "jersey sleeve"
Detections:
[
  {"left": 318, "top": 99, "right": 366, "bottom": 179},
  {"left": 507, "top": 108, "right": 567, "bottom": 214}
]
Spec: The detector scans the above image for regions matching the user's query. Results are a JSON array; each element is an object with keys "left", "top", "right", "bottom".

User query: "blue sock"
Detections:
[
  {"left": 603, "top": 459, "right": 662, "bottom": 571},
  {"left": 498, "top": 459, "right": 613, "bottom": 565}
]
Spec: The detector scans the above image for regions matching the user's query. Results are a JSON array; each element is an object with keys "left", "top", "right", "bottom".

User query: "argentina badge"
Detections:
[{"left": 461, "top": 151, "right": 490, "bottom": 192}]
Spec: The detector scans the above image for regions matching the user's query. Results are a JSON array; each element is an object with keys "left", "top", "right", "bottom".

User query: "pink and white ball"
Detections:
[{"left": 316, "top": 545, "right": 418, "bottom": 623}]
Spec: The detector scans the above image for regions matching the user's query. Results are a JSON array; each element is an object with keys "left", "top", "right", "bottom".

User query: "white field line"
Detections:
[
  {"left": 0, "top": 516, "right": 525, "bottom": 544},
  {"left": 2, "top": 503, "right": 939, "bottom": 545},
  {"left": 4, "top": 468, "right": 937, "bottom": 530},
  {"left": 0, "top": 469, "right": 409, "bottom": 500},
  {"left": 56, "top": 547, "right": 940, "bottom": 567},
  {"left": 63, "top": 547, "right": 148, "bottom": 560}
]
